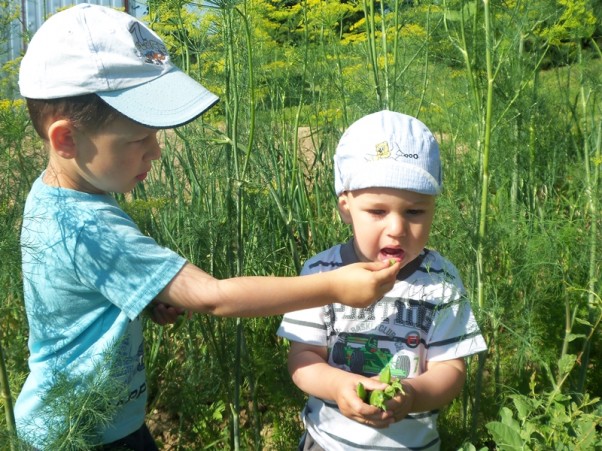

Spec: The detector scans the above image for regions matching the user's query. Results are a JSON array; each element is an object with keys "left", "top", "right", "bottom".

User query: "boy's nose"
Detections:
[
  {"left": 387, "top": 216, "right": 405, "bottom": 237},
  {"left": 146, "top": 136, "right": 162, "bottom": 161}
]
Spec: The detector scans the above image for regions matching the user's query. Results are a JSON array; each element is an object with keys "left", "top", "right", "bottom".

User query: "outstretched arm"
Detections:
[{"left": 156, "top": 260, "right": 401, "bottom": 317}]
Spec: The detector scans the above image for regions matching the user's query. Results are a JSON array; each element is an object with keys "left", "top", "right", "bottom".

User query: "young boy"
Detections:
[
  {"left": 15, "top": 5, "right": 402, "bottom": 449},
  {"left": 278, "top": 111, "right": 488, "bottom": 450}
]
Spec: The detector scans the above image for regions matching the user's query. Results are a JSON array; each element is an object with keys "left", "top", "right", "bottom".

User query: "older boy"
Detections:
[
  {"left": 278, "top": 111, "right": 487, "bottom": 450},
  {"left": 16, "top": 5, "right": 401, "bottom": 449}
]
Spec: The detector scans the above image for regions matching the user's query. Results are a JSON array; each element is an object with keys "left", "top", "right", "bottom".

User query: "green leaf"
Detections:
[
  {"left": 379, "top": 365, "right": 391, "bottom": 384},
  {"left": 390, "top": 380, "right": 405, "bottom": 395},
  {"left": 444, "top": 1, "right": 477, "bottom": 22},
  {"left": 384, "top": 384, "right": 397, "bottom": 398},
  {"left": 565, "top": 333, "right": 585, "bottom": 342},
  {"left": 549, "top": 401, "right": 571, "bottom": 424},
  {"left": 499, "top": 407, "right": 520, "bottom": 429},
  {"left": 486, "top": 421, "right": 525, "bottom": 450},
  {"left": 557, "top": 354, "right": 577, "bottom": 376},
  {"left": 369, "top": 389, "right": 386, "bottom": 411},
  {"left": 356, "top": 382, "right": 367, "bottom": 401},
  {"left": 574, "top": 317, "right": 593, "bottom": 327},
  {"left": 511, "top": 395, "right": 534, "bottom": 421}
]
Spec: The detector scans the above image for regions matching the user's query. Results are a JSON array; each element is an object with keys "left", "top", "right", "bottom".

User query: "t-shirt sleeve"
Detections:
[
  {"left": 424, "top": 266, "right": 487, "bottom": 361},
  {"left": 277, "top": 257, "right": 330, "bottom": 346},
  {"left": 278, "top": 306, "right": 328, "bottom": 346},
  {"left": 73, "top": 206, "right": 186, "bottom": 320},
  {"left": 426, "top": 295, "right": 487, "bottom": 361}
]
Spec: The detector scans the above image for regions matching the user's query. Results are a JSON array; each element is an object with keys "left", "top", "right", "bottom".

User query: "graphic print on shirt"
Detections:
[
  {"left": 330, "top": 333, "right": 414, "bottom": 378},
  {"left": 324, "top": 293, "right": 442, "bottom": 379},
  {"left": 112, "top": 318, "right": 147, "bottom": 408}
]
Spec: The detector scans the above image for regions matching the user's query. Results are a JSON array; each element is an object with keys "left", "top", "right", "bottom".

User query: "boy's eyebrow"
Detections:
[
  {"left": 368, "top": 198, "right": 433, "bottom": 207},
  {"left": 408, "top": 199, "right": 434, "bottom": 206}
]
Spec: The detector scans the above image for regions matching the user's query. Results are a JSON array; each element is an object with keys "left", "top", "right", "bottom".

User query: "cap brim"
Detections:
[{"left": 98, "top": 68, "right": 219, "bottom": 128}]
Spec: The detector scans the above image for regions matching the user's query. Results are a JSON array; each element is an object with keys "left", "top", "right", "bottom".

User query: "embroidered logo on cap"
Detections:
[
  {"left": 374, "top": 142, "right": 391, "bottom": 160},
  {"left": 129, "top": 22, "right": 167, "bottom": 66},
  {"left": 366, "top": 141, "right": 421, "bottom": 163},
  {"left": 367, "top": 141, "right": 403, "bottom": 162}
]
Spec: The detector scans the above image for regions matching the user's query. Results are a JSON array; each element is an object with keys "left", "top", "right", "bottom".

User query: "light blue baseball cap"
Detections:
[
  {"left": 19, "top": 3, "right": 218, "bottom": 128},
  {"left": 334, "top": 110, "right": 442, "bottom": 196}
]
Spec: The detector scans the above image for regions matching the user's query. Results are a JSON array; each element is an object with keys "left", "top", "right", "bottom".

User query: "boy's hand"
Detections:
[
  {"left": 332, "top": 260, "right": 401, "bottom": 308},
  {"left": 383, "top": 382, "right": 414, "bottom": 423},
  {"left": 148, "top": 300, "right": 188, "bottom": 326},
  {"left": 334, "top": 373, "right": 394, "bottom": 428}
]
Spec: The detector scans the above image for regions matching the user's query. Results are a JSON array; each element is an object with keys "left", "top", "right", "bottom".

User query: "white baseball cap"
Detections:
[
  {"left": 334, "top": 110, "right": 442, "bottom": 196},
  {"left": 19, "top": 3, "right": 219, "bottom": 128}
]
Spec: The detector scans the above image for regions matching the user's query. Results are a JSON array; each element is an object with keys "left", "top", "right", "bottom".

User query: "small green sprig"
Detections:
[{"left": 356, "top": 365, "right": 406, "bottom": 411}]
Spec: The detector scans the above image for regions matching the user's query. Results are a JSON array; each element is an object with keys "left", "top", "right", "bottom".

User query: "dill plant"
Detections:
[
  {"left": 24, "top": 358, "right": 129, "bottom": 450},
  {"left": 0, "top": 98, "right": 41, "bottom": 450},
  {"left": 2, "top": 1, "right": 601, "bottom": 449}
]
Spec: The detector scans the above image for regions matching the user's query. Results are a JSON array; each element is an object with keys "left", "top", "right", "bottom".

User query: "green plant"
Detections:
[
  {"left": 356, "top": 365, "right": 406, "bottom": 411},
  {"left": 1, "top": 1, "right": 601, "bottom": 449},
  {"left": 485, "top": 379, "right": 602, "bottom": 450}
]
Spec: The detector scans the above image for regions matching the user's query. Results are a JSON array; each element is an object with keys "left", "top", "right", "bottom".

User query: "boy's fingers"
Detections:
[
  {"left": 150, "top": 302, "right": 188, "bottom": 325},
  {"left": 362, "top": 259, "right": 402, "bottom": 272},
  {"left": 372, "top": 260, "right": 402, "bottom": 287}
]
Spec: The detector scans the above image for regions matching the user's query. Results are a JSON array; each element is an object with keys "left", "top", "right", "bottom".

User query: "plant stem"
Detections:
[
  {"left": 477, "top": 0, "right": 493, "bottom": 311},
  {"left": 0, "top": 339, "right": 16, "bottom": 451},
  {"left": 471, "top": 0, "right": 493, "bottom": 440},
  {"left": 576, "top": 43, "right": 601, "bottom": 393},
  {"left": 379, "top": 0, "right": 389, "bottom": 109},
  {"left": 220, "top": 5, "right": 242, "bottom": 448},
  {"left": 362, "top": 0, "right": 382, "bottom": 107}
]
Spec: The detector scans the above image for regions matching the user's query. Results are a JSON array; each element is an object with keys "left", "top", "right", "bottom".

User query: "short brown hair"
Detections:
[{"left": 25, "top": 94, "right": 125, "bottom": 140}]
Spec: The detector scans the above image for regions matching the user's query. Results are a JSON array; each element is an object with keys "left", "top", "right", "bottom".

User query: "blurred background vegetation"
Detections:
[{"left": 1, "top": 0, "right": 601, "bottom": 449}]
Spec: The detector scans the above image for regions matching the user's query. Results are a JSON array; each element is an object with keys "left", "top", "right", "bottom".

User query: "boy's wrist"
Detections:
[
  {"left": 320, "top": 269, "right": 341, "bottom": 303},
  {"left": 401, "top": 381, "right": 416, "bottom": 413}
]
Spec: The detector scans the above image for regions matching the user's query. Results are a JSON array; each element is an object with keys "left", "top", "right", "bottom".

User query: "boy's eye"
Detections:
[
  {"left": 130, "top": 132, "right": 156, "bottom": 144},
  {"left": 368, "top": 209, "right": 386, "bottom": 216},
  {"left": 406, "top": 209, "right": 424, "bottom": 216}
]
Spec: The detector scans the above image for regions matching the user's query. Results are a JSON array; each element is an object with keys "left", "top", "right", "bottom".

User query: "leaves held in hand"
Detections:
[{"left": 356, "top": 366, "right": 406, "bottom": 411}]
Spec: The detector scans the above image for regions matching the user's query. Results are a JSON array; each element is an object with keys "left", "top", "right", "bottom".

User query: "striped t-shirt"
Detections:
[{"left": 278, "top": 239, "right": 487, "bottom": 451}]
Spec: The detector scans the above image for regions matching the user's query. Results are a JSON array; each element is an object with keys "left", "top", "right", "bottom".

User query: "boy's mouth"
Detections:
[{"left": 381, "top": 247, "right": 404, "bottom": 262}]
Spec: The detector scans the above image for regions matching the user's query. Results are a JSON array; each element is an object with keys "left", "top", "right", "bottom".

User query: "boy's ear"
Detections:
[
  {"left": 48, "top": 120, "right": 77, "bottom": 159},
  {"left": 337, "top": 193, "right": 353, "bottom": 224}
]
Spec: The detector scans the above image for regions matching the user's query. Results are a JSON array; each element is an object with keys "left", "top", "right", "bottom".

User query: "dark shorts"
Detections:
[
  {"left": 97, "top": 423, "right": 158, "bottom": 451},
  {"left": 299, "top": 430, "right": 325, "bottom": 451}
]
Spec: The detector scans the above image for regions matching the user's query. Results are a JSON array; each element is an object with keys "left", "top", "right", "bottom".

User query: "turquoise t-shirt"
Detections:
[{"left": 16, "top": 174, "right": 186, "bottom": 448}]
